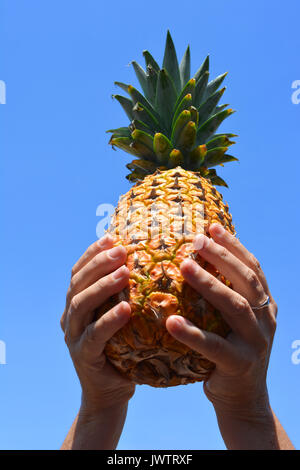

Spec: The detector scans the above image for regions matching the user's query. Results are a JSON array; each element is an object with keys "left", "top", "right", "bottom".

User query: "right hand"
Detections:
[{"left": 60, "top": 235, "right": 135, "bottom": 414}]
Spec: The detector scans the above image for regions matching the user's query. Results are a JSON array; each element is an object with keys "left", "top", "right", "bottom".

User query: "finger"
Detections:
[
  {"left": 72, "top": 234, "right": 114, "bottom": 277},
  {"left": 180, "top": 259, "right": 263, "bottom": 344},
  {"left": 193, "top": 234, "right": 266, "bottom": 307},
  {"left": 81, "top": 301, "right": 131, "bottom": 356},
  {"left": 69, "top": 245, "right": 127, "bottom": 297},
  {"left": 61, "top": 235, "right": 115, "bottom": 331},
  {"left": 66, "top": 265, "right": 130, "bottom": 339},
  {"left": 209, "top": 224, "right": 269, "bottom": 294},
  {"left": 166, "top": 315, "right": 241, "bottom": 373}
]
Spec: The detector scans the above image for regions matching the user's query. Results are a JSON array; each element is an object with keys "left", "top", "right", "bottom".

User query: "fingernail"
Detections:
[
  {"left": 112, "top": 265, "right": 128, "bottom": 281},
  {"left": 108, "top": 245, "right": 124, "bottom": 260},
  {"left": 194, "top": 234, "right": 209, "bottom": 251},
  {"left": 212, "top": 224, "right": 225, "bottom": 236}
]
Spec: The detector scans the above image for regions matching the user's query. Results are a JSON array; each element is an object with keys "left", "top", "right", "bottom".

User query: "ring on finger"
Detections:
[{"left": 251, "top": 295, "right": 270, "bottom": 311}]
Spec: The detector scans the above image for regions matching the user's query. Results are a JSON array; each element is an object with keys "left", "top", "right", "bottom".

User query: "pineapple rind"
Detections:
[{"left": 96, "top": 167, "right": 235, "bottom": 387}]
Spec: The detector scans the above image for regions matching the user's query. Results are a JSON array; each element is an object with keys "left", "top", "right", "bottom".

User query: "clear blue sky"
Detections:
[{"left": 1, "top": 0, "right": 300, "bottom": 450}]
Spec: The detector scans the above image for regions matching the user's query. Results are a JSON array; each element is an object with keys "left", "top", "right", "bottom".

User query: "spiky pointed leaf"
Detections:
[
  {"left": 173, "top": 78, "right": 196, "bottom": 115},
  {"left": 128, "top": 85, "right": 160, "bottom": 121},
  {"left": 131, "top": 61, "right": 152, "bottom": 102},
  {"left": 143, "top": 50, "right": 160, "bottom": 72},
  {"left": 179, "top": 45, "right": 191, "bottom": 88},
  {"left": 194, "top": 71, "right": 209, "bottom": 108},
  {"left": 129, "top": 119, "right": 152, "bottom": 134},
  {"left": 204, "top": 72, "right": 227, "bottom": 100},
  {"left": 189, "top": 144, "right": 207, "bottom": 168},
  {"left": 188, "top": 106, "right": 199, "bottom": 127},
  {"left": 163, "top": 31, "right": 181, "bottom": 93},
  {"left": 168, "top": 149, "right": 184, "bottom": 167},
  {"left": 198, "top": 87, "right": 226, "bottom": 127},
  {"left": 107, "top": 128, "right": 132, "bottom": 142},
  {"left": 171, "top": 109, "right": 191, "bottom": 145},
  {"left": 126, "top": 159, "right": 157, "bottom": 174},
  {"left": 153, "top": 133, "right": 173, "bottom": 164},
  {"left": 175, "top": 121, "right": 197, "bottom": 150},
  {"left": 196, "top": 109, "right": 235, "bottom": 145},
  {"left": 172, "top": 93, "right": 193, "bottom": 129},
  {"left": 194, "top": 55, "right": 209, "bottom": 83},
  {"left": 155, "top": 69, "right": 177, "bottom": 132},
  {"left": 204, "top": 147, "right": 238, "bottom": 168},
  {"left": 114, "top": 81, "right": 130, "bottom": 93},
  {"left": 132, "top": 103, "right": 161, "bottom": 133},
  {"left": 206, "top": 134, "right": 236, "bottom": 150},
  {"left": 112, "top": 95, "right": 134, "bottom": 120},
  {"left": 109, "top": 136, "right": 139, "bottom": 157}
]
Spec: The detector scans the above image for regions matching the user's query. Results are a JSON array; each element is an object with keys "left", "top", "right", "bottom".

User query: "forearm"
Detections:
[
  {"left": 61, "top": 403, "right": 128, "bottom": 450},
  {"left": 215, "top": 405, "right": 294, "bottom": 450}
]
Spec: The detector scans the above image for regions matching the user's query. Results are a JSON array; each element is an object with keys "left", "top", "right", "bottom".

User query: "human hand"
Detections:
[
  {"left": 60, "top": 235, "right": 135, "bottom": 415},
  {"left": 166, "top": 223, "right": 277, "bottom": 418}
]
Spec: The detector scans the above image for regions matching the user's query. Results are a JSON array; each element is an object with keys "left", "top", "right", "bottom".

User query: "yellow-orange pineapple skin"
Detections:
[{"left": 96, "top": 167, "right": 235, "bottom": 387}]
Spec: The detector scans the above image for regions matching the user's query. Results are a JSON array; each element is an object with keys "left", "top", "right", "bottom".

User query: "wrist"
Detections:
[{"left": 79, "top": 393, "right": 130, "bottom": 421}]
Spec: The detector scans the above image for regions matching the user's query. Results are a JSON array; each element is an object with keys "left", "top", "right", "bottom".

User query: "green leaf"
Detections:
[
  {"left": 194, "top": 71, "right": 209, "bottom": 108},
  {"left": 106, "top": 127, "right": 131, "bottom": 138},
  {"left": 189, "top": 106, "right": 199, "bottom": 127},
  {"left": 196, "top": 109, "right": 235, "bottom": 145},
  {"left": 171, "top": 109, "right": 191, "bottom": 145},
  {"left": 109, "top": 136, "right": 139, "bottom": 157},
  {"left": 173, "top": 78, "right": 196, "bottom": 115},
  {"left": 179, "top": 45, "right": 191, "bottom": 88},
  {"left": 114, "top": 81, "right": 130, "bottom": 93},
  {"left": 203, "top": 72, "right": 227, "bottom": 100},
  {"left": 112, "top": 95, "right": 134, "bottom": 120},
  {"left": 128, "top": 85, "right": 160, "bottom": 121},
  {"left": 206, "top": 134, "right": 236, "bottom": 150},
  {"left": 163, "top": 30, "right": 181, "bottom": 93},
  {"left": 153, "top": 133, "right": 173, "bottom": 164},
  {"left": 131, "top": 129, "right": 154, "bottom": 149},
  {"left": 197, "top": 87, "right": 226, "bottom": 127},
  {"left": 131, "top": 61, "right": 151, "bottom": 102},
  {"left": 194, "top": 55, "right": 209, "bottom": 83},
  {"left": 172, "top": 93, "right": 193, "bottom": 129},
  {"left": 189, "top": 144, "right": 207, "bottom": 169},
  {"left": 204, "top": 147, "right": 238, "bottom": 168},
  {"left": 126, "top": 159, "right": 157, "bottom": 174},
  {"left": 132, "top": 103, "right": 161, "bottom": 133},
  {"left": 175, "top": 121, "right": 197, "bottom": 150},
  {"left": 155, "top": 69, "right": 177, "bottom": 132},
  {"left": 143, "top": 50, "right": 160, "bottom": 72},
  {"left": 168, "top": 149, "right": 184, "bottom": 168},
  {"left": 130, "top": 129, "right": 156, "bottom": 161},
  {"left": 209, "top": 175, "right": 228, "bottom": 187},
  {"left": 146, "top": 64, "right": 158, "bottom": 104},
  {"left": 126, "top": 169, "right": 147, "bottom": 182},
  {"left": 130, "top": 119, "right": 152, "bottom": 134}
]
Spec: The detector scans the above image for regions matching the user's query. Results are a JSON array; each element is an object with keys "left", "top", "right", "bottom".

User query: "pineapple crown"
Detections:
[{"left": 107, "top": 31, "right": 238, "bottom": 187}]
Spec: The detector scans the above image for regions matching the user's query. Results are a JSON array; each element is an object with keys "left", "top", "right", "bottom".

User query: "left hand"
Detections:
[{"left": 166, "top": 223, "right": 277, "bottom": 416}]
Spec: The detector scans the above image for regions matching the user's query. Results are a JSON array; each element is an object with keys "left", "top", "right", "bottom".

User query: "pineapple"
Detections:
[{"left": 97, "top": 31, "right": 237, "bottom": 387}]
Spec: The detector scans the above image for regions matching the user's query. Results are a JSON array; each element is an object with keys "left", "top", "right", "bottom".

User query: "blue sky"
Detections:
[{"left": 1, "top": 0, "right": 300, "bottom": 450}]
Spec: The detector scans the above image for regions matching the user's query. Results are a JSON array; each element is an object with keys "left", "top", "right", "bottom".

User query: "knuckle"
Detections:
[
  {"left": 70, "top": 295, "right": 80, "bottom": 313},
  {"left": 232, "top": 296, "right": 249, "bottom": 316},
  {"left": 249, "top": 253, "right": 261, "bottom": 272},
  {"left": 71, "top": 266, "right": 76, "bottom": 278},
  {"left": 84, "top": 323, "right": 96, "bottom": 344},
  {"left": 245, "top": 269, "right": 260, "bottom": 290},
  {"left": 210, "top": 336, "right": 223, "bottom": 361},
  {"left": 218, "top": 246, "right": 229, "bottom": 261},
  {"left": 203, "top": 275, "right": 216, "bottom": 290}
]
